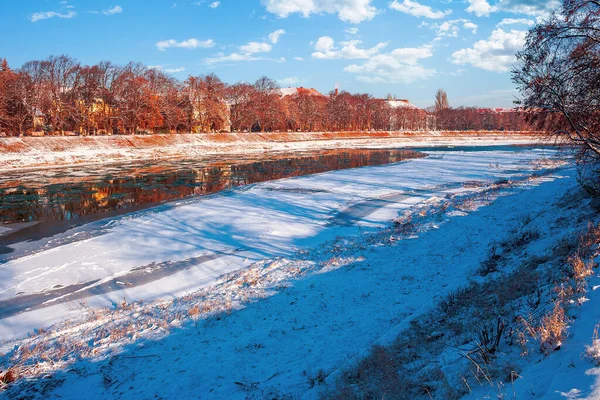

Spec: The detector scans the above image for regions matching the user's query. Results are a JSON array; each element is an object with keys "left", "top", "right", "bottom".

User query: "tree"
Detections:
[
  {"left": 434, "top": 89, "right": 449, "bottom": 113},
  {"left": 40, "top": 55, "right": 81, "bottom": 134},
  {"left": 184, "top": 74, "right": 228, "bottom": 133},
  {"left": 0, "top": 59, "right": 35, "bottom": 135},
  {"left": 252, "top": 76, "right": 284, "bottom": 132},
  {"left": 227, "top": 82, "right": 257, "bottom": 132},
  {"left": 0, "top": 54, "right": 535, "bottom": 136},
  {"left": 112, "top": 63, "right": 164, "bottom": 134},
  {"left": 284, "top": 88, "right": 328, "bottom": 132},
  {"left": 513, "top": 0, "right": 600, "bottom": 157}
]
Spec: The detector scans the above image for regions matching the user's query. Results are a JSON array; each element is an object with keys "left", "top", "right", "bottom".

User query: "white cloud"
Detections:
[
  {"left": 451, "top": 28, "right": 527, "bottom": 72},
  {"left": 209, "top": 1, "right": 220, "bottom": 8},
  {"left": 261, "top": 0, "right": 377, "bottom": 23},
  {"left": 345, "top": 27, "right": 359, "bottom": 36},
  {"left": 389, "top": 0, "right": 451, "bottom": 19},
  {"left": 463, "top": 21, "right": 478, "bottom": 33},
  {"left": 204, "top": 53, "right": 262, "bottom": 64},
  {"left": 278, "top": 77, "right": 305, "bottom": 86},
  {"left": 421, "top": 19, "right": 478, "bottom": 39},
  {"left": 148, "top": 66, "right": 186, "bottom": 73},
  {"left": 315, "top": 36, "right": 335, "bottom": 52},
  {"left": 293, "top": 57, "right": 304, "bottom": 61},
  {"left": 344, "top": 45, "right": 435, "bottom": 83},
  {"left": 497, "top": 17, "right": 535, "bottom": 26},
  {"left": 239, "top": 41, "right": 272, "bottom": 54},
  {"left": 165, "top": 67, "right": 186, "bottom": 73},
  {"left": 497, "top": 0, "right": 559, "bottom": 16},
  {"left": 103, "top": 5, "right": 123, "bottom": 15},
  {"left": 311, "top": 35, "right": 434, "bottom": 84},
  {"left": 268, "top": 29, "right": 286, "bottom": 44},
  {"left": 466, "top": 0, "right": 496, "bottom": 17},
  {"left": 156, "top": 38, "right": 215, "bottom": 51},
  {"left": 312, "top": 36, "right": 387, "bottom": 59},
  {"left": 30, "top": 10, "right": 77, "bottom": 22},
  {"left": 204, "top": 38, "right": 276, "bottom": 64}
]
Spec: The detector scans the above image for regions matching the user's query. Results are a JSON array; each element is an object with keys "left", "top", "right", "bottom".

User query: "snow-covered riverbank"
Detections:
[
  {"left": 4, "top": 146, "right": 592, "bottom": 400},
  {"left": 0, "top": 131, "right": 546, "bottom": 171},
  {"left": 0, "top": 148, "right": 556, "bottom": 338}
]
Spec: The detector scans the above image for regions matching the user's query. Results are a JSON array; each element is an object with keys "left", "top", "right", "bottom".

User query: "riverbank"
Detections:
[
  {"left": 0, "top": 148, "right": 578, "bottom": 399},
  {"left": 0, "top": 131, "right": 547, "bottom": 171}
]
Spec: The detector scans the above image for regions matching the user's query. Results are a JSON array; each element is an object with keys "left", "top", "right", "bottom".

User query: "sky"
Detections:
[{"left": 0, "top": 0, "right": 559, "bottom": 108}]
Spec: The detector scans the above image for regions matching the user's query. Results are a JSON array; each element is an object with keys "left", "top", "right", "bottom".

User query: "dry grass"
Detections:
[
  {"left": 521, "top": 301, "right": 568, "bottom": 355},
  {"left": 568, "top": 254, "right": 593, "bottom": 284},
  {"left": 328, "top": 186, "right": 599, "bottom": 399},
  {"left": 584, "top": 324, "right": 600, "bottom": 366},
  {"left": 0, "top": 368, "right": 17, "bottom": 388}
]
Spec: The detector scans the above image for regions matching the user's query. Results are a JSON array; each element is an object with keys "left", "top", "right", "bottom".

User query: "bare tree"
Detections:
[
  {"left": 226, "top": 82, "right": 257, "bottom": 132},
  {"left": 514, "top": 0, "right": 600, "bottom": 193},
  {"left": 184, "top": 74, "right": 228, "bottom": 133},
  {"left": 0, "top": 54, "right": 532, "bottom": 136},
  {"left": 0, "top": 59, "right": 34, "bottom": 135},
  {"left": 252, "top": 76, "right": 283, "bottom": 131},
  {"left": 434, "top": 89, "right": 449, "bottom": 113},
  {"left": 513, "top": 0, "right": 600, "bottom": 156}
]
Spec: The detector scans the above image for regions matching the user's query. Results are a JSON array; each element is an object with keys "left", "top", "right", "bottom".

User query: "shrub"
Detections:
[{"left": 537, "top": 302, "right": 568, "bottom": 354}]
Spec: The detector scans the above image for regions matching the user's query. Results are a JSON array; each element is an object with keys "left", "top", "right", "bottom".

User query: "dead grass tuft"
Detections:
[
  {"left": 0, "top": 368, "right": 17, "bottom": 386},
  {"left": 568, "top": 253, "right": 593, "bottom": 284},
  {"left": 584, "top": 324, "right": 600, "bottom": 366},
  {"left": 188, "top": 305, "right": 200, "bottom": 319},
  {"left": 521, "top": 300, "right": 568, "bottom": 355}
]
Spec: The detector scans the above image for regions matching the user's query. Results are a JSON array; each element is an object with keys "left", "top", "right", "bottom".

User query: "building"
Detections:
[
  {"left": 386, "top": 98, "right": 418, "bottom": 109},
  {"left": 279, "top": 87, "right": 325, "bottom": 97}
]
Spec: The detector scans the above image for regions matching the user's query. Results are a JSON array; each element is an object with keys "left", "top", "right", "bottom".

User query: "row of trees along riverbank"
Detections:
[{"left": 0, "top": 57, "right": 532, "bottom": 136}]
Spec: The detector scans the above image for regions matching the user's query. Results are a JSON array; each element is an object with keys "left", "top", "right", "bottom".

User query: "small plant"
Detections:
[
  {"left": 308, "top": 369, "right": 328, "bottom": 387},
  {"left": 584, "top": 324, "right": 600, "bottom": 366},
  {"left": 568, "top": 253, "right": 593, "bottom": 282},
  {"left": 537, "top": 301, "right": 568, "bottom": 354},
  {"left": 475, "top": 318, "right": 506, "bottom": 364},
  {"left": 478, "top": 243, "right": 503, "bottom": 276},
  {"left": 439, "top": 286, "right": 471, "bottom": 316},
  {"left": 188, "top": 305, "right": 200, "bottom": 320},
  {"left": 0, "top": 368, "right": 17, "bottom": 387},
  {"left": 392, "top": 216, "right": 414, "bottom": 236}
]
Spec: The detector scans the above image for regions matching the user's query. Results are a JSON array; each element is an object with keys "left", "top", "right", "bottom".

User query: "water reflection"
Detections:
[{"left": 0, "top": 149, "right": 423, "bottom": 226}]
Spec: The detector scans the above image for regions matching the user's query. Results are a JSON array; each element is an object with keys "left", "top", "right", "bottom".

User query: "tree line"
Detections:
[{"left": 0, "top": 55, "right": 531, "bottom": 136}]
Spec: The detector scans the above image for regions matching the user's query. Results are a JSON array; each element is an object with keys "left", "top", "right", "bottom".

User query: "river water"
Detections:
[{"left": 0, "top": 148, "right": 424, "bottom": 227}]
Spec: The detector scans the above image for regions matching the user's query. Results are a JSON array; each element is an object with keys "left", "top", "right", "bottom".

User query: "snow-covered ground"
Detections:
[
  {"left": 0, "top": 148, "right": 556, "bottom": 340},
  {"left": 0, "top": 131, "right": 546, "bottom": 171},
  {"left": 4, "top": 146, "right": 595, "bottom": 400}
]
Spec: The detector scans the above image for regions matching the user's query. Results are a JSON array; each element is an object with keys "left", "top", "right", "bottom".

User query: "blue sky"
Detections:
[{"left": 0, "top": 0, "right": 558, "bottom": 107}]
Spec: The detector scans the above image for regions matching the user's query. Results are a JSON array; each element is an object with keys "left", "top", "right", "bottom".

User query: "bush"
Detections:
[{"left": 577, "top": 161, "right": 600, "bottom": 197}]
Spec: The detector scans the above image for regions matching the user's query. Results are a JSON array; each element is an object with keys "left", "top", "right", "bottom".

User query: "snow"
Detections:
[
  {"left": 0, "top": 148, "right": 557, "bottom": 341},
  {"left": 2, "top": 145, "right": 589, "bottom": 400},
  {"left": 0, "top": 132, "right": 547, "bottom": 171},
  {"left": 477, "top": 260, "right": 600, "bottom": 399}
]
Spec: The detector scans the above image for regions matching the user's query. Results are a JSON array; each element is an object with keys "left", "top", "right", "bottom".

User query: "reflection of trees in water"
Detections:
[{"left": 0, "top": 149, "right": 421, "bottom": 224}]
